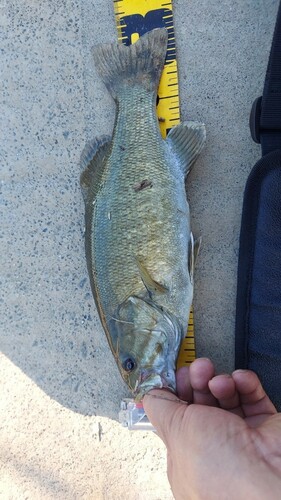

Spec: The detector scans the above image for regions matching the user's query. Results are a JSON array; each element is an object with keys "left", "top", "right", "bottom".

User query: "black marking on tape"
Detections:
[{"left": 118, "top": 9, "right": 176, "bottom": 63}]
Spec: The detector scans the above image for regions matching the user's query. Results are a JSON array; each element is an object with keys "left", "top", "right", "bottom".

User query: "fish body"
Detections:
[{"left": 80, "top": 29, "right": 205, "bottom": 399}]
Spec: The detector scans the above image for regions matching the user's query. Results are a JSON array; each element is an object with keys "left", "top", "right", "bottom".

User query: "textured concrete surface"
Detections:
[{"left": 1, "top": 0, "right": 278, "bottom": 498}]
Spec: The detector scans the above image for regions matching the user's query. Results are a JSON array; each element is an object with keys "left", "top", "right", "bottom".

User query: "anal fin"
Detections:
[{"left": 166, "top": 121, "right": 206, "bottom": 177}]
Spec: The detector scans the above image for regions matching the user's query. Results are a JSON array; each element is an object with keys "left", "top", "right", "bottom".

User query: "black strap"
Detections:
[{"left": 250, "top": 1, "right": 281, "bottom": 156}]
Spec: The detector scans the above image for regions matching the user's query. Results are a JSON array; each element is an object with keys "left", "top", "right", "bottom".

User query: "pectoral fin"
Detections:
[{"left": 136, "top": 259, "right": 168, "bottom": 294}]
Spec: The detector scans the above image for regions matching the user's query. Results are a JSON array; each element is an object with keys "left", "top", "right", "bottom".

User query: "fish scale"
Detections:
[
  {"left": 81, "top": 28, "right": 205, "bottom": 398},
  {"left": 92, "top": 89, "right": 186, "bottom": 319},
  {"left": 93, "top": 158, "right": 189, "bottom": 323},
  {"left": 113, "top": 0, "right": 197, "bottom": 370}
]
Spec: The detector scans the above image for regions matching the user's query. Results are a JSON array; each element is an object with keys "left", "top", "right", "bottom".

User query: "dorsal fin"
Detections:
[{"left": 80, "top": 136, "right": 111, "bottom": 203}]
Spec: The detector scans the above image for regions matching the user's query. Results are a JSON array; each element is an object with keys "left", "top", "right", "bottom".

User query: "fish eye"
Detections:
[{"left": 122, "top": 357, "right": 137, "bottom": 372}]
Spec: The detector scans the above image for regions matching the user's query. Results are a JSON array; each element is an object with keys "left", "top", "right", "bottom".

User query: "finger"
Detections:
[
  {"left": 232, "top": 370, "right": 277, "bottom": 417},
  {"left": 176, "top": 366, "right": 192, "bottom": 402},
  {"left": 189, "top": 358, "right": 218, "bottom": 406},
  {"left": 143, "top": 389, "right": 188, "bottom": 446},
  {"left": 208, "top": 374, "right": 243, "bottom": 416}
]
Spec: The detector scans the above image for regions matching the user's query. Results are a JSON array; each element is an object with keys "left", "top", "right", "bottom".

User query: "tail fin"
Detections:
[{"left": 92, "top": 28, "right": 168, "bottom": 99}]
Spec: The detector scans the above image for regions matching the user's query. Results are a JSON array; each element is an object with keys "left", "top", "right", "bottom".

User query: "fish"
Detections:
[{"left": 80, "top": 28, "right": 206, "bottom": 400}]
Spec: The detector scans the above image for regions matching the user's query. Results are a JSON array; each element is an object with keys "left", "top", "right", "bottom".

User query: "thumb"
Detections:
[{"left": 143, "top": 389, "right": 188, "bottom": 446}]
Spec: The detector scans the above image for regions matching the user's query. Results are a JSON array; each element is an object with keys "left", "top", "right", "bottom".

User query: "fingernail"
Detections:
[{"left": 212, "top": 373, "right": 232, "bottom": 380}]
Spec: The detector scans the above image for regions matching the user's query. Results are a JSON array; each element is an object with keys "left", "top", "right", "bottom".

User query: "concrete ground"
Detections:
[{"left": 1, "top": 0, "right": 278, "bottom": 498}]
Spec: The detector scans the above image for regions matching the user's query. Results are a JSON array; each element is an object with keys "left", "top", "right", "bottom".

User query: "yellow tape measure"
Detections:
[{"left": 113, "top": 0, "right": 195, "bottom": 368}]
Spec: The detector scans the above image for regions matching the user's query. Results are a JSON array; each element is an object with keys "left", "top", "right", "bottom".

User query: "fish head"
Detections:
[{"left": 109, "top": 296, "right": 183, "bottom": 400}]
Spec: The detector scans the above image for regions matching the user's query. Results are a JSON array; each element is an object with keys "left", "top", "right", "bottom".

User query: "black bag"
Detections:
[
  {"left": 235, "top": 151, "right": 281, "bottom": 410},
  {"left": 235, "top": 2, "right": 281, "bottom": 410}
]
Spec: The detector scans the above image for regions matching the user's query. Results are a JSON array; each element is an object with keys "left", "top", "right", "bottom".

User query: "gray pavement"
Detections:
[{"left": 1, "top": 0, "right": 278, "bottom": 498}]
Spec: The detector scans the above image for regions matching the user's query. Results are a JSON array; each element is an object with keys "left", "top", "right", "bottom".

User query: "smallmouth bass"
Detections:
[{"left": 80, "top": 28, "right": 205, "bottom": 400}]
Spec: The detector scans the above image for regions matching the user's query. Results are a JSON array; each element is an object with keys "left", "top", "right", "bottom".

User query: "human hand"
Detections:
[{"left": 143, "top": 358, "right": 281, "bottom": 500}]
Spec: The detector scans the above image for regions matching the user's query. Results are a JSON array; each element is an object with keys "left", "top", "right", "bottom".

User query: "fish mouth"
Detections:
[{"left": 133, "top": 369, "right": 176, "bottom": 401}]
